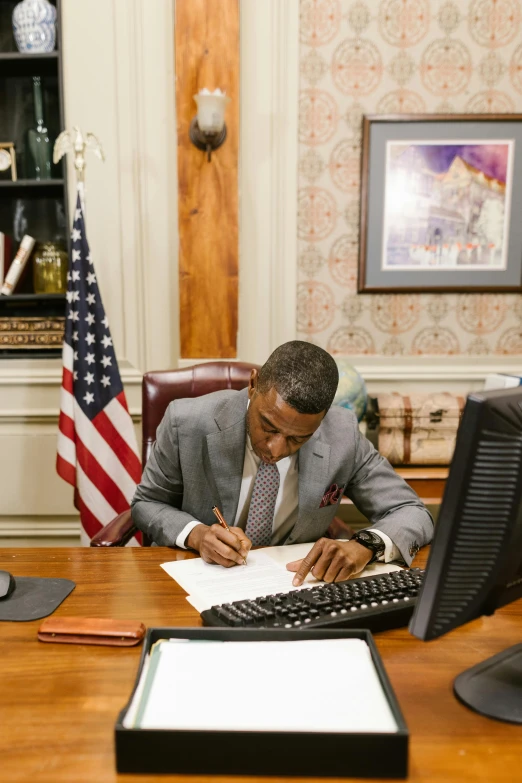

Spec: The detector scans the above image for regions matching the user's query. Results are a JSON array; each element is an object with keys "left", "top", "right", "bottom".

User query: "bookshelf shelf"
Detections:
[
  {"left": 0, "top": 51, "right": 59, "bottom": 60},
  {"left": 0, "top": 179, "right": 65, "bottom": 188},
  {"left": 0, "top": 293, "right": 65, "bottom": 302}
]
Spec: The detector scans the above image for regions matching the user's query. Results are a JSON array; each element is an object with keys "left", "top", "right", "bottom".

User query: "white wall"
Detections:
[{"left": 0, "top": 0, "right": 179, "bottom": 545}]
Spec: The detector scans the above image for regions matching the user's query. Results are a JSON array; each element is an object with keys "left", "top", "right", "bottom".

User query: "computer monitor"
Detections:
[{"left": 409, "top": 386, "right": 522, "bottom": 724}]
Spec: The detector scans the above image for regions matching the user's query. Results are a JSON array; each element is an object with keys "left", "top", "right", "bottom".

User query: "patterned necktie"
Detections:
[{"left": 244, "top": 462, "right": 280, "bottom": 547}]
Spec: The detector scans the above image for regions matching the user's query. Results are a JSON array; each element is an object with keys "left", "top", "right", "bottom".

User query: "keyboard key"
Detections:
[{"left": 215, "top": 609, "right": 242, "bottom": 626}]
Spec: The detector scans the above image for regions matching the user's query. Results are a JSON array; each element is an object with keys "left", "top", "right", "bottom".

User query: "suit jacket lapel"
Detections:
[
  {"left": 206, "top": 389, "right": 248, "bottom": 525},
  {"left": 287, "top": 434, "right": 330, "bottom": 544}
]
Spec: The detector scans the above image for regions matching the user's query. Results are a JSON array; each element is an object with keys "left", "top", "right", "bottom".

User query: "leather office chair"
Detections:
[{"left": 90, "top": 360, "right": 354, "bottom": 547}]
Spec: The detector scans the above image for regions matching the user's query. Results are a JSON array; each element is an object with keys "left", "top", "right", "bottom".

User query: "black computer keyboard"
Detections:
[{"left": 201, "top": 567, "right": 425, "bottom": 633}]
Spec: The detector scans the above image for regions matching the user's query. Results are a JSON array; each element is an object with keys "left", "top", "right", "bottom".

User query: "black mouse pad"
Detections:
[{"left": 0, "top": 577, "right": 75, "bottom": 622}]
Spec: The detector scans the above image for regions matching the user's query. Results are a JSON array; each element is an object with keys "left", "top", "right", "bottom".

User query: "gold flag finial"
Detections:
[{"left": 53, "top": 126, "right": 105, "bottom": 183}]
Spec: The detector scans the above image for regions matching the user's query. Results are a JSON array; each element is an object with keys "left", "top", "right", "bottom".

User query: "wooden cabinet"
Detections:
[
  {"left": 0, "top": 0, "right": 68, "bottom": 355},
  {"left": 394, "top": 466, "right": 448, "bottom": 504},
  {"left": 341, "top": 466, "right": 449, "bottom": 507}
]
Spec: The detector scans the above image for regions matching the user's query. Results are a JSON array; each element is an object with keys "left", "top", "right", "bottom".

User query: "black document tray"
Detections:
[{"left": 115, "top": 627, "right": 409, "bottom": 778}]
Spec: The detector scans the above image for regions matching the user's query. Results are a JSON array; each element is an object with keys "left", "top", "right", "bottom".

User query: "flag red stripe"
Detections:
[
  {"left": 75, "top": 493, "right": 103, "bottom": 540},
  {"left": 92, "top": 410, "right": 141, "bottom": 483},
  {"left": 58, "top": 411, "right": 75, "bottom": 442},
  {"left": 75, "top": 436, "right": 130, "bottom": 515},
  {"left": 116, "top": 390, "right": 130, "bottom": 412},
  {"left": 56, "top": 453, "right": 76, "bottom": 487},
  {"left": 62, "top": 366, "right": 74, "bottom": 394}
]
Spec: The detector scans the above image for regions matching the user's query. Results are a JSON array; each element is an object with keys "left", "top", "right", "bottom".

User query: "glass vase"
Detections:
[
  {"left": 33, "top": 241, "right": 68, "bottom": 294},
  {"left": 26, "top": 76, "right": 54, "bottom": 180}
]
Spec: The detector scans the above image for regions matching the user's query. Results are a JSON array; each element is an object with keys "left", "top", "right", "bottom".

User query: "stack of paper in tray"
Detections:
[{"left": 123, "top": 636, "right": 399, "bottom": 733}]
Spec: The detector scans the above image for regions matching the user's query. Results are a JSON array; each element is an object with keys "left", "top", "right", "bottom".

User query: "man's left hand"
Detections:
[{"left": 287, "top": 539, "right": 373, "bottom": 586}]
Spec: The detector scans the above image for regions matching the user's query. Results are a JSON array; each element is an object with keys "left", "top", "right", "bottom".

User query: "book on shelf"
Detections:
[
  {"left": 0, "top": 235, "right": 35, "bottom": 295},
  {"left": 0, "top": 232, "right": 13, "bottom": 286},
  {"left": 483, "top": 373, "right": 522, "bottom": 390}
]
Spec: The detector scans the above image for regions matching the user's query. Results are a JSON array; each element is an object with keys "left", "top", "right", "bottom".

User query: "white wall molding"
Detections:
[
  {"left": 111, "top": 0, "right": 179, "bottom": 373},
  {"left": 62, "top": 0, "right": 179, "bottom": 375},
  {"left": 0, "top": 359, "right": 142, "bottom": 386},
  {"left": 238, "top": 0, "right": 299, "bottom": 365},
  {"left": 0, "top": 517, "right": 80, "bottom": 539},
  {"left": 352, "top": 358, "right": 522, "bottom": 382},
  {"left": 0, "top": 410, "right": 141, "bottom": 423},
  {"left": 0, "top": 358, "right": 142, "bottom": 418},
  {"left": 350, "top": 358, "right": 522, "bottom": 394}
]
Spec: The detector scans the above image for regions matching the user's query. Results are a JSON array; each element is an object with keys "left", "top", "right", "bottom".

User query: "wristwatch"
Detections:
[{"left": 351, "top": 530, "right": 385, "bottom": 564}]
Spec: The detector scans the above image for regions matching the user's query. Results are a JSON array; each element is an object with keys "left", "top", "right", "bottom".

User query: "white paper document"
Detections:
[
  {"left": 124, "top": 638, "right": 398, "bottom": 734},
  {"left": 161, "top": 543, "right": 402, "bottom": 612}
]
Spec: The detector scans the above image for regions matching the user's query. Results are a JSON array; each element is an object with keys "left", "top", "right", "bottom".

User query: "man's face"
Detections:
[{"left": 246, "top": 371, "right": 326, "bottom": 464}]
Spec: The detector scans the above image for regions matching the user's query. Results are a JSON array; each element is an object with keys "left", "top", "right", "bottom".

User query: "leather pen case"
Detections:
[{"left": 37, "top": 616, "right": 146, "bottom": 647}]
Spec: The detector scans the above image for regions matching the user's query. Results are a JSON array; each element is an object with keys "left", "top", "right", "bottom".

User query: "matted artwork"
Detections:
[{"left": 359, "top": 116, "right": 522, "bottom": 293}]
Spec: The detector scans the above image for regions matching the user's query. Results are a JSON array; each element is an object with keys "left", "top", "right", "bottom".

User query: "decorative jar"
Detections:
[
  {"left": 33, "top": 241, "right": 67, "bottom": 294},
  {"left": 12, "top": 0, "right": 56, "bottom": 54}
]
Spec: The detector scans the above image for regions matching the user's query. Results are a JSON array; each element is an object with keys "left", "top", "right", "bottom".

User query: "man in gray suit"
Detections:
[{"left": 132, "top": 341, "right": 433, "bottom": 585}]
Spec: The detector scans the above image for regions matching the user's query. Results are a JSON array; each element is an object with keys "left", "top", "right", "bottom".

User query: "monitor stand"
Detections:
[{"left": 453, "top": 643, "right": 522, "bottom": 724}]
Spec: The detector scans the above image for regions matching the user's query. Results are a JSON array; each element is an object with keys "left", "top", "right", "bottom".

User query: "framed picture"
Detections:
[{"left": 359, "top": 115, "right": 522, "bottom": 293}]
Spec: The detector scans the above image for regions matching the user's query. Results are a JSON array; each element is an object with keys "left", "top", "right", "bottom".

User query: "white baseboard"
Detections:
[
  {"left": 1, "top": 537, "right": 82, "bottom": 547},
  {"left": 0, "top": 516, "right": 81, "bottom": 539}
]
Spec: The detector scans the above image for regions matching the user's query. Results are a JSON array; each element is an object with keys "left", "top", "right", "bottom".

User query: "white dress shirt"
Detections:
[{"left": 176, "top": 436, "right": 401, "bottom": 563}]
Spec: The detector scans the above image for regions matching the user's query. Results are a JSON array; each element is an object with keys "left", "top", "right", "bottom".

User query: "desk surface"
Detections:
[{"left": 1, "top": 547, "right": 521, "bottom": 783}]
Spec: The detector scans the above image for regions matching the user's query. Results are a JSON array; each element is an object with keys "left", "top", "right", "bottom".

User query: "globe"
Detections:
[{"left": 332, "top": 360, "right": 368, "bottom": 421}]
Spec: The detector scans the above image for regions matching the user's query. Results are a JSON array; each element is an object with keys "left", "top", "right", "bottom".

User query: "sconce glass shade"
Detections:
[{"left": 194, "top": 88, "right": 230, "bottom": 134}]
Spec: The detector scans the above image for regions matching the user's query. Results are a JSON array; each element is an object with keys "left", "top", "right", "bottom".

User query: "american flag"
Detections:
[{"left": 57, "top": 191, "right": 142, "bottom": 544}]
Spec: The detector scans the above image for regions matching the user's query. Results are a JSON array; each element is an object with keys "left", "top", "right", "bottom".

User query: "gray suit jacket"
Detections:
[{"left": 131, "top": 388, "right": 433, "bottom": 565}]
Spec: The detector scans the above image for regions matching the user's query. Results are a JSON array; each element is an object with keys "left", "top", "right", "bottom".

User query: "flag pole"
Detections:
[
  {"left": 54, "top": 126, "right": 141, "bottom": 546},
  {"left": 77, "top": 180, "right": 86, "bottom": 218}
]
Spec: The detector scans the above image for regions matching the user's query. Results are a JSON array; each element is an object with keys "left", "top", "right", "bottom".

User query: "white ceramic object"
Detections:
[{"left": 12, "top": 0, "right": 56, "bottom": 54}]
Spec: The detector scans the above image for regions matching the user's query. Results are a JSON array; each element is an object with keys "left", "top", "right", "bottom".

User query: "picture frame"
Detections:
[
  {"left": 0, "top": 142, "right": 17, "bottom": 182},
  {"left": 359, "top": 115, "right": 522, "bottom": 293}
]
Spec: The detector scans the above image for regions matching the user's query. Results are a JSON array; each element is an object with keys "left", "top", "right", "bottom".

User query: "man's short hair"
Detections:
[{"left": 257, "top": 341, "right": 339, "bottom": 414}]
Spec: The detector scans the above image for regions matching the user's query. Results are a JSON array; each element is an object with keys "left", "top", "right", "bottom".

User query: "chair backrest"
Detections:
[{"left": 141, "top": 361, "right": 259, "bottom": 465}]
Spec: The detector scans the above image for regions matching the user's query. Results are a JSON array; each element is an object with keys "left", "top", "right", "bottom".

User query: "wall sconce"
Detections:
[{"left": 189, "top": 88, "right": 230, "bottom": 162}]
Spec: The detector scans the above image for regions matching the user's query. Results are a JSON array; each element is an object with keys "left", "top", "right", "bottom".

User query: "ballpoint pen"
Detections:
[{"left": 211, "top": 505, "right": 247, "bottom": 565}]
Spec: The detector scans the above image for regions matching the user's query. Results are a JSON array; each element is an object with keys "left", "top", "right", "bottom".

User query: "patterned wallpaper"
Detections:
[{"left": 297, "top": 0, "right": 522, "bottom": 356}]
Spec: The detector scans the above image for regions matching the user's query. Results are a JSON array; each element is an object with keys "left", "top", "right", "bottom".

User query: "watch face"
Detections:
[
  {"left": 356, "top": 530, "right": 385, "bottom": 554},
  {"left": 0, "top": 149, "right": 12, "bottom": 171}
]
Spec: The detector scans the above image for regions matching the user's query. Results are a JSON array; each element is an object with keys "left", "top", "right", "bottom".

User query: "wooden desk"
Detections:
[{"left": 1, "top": 547, "right": 521, "bottom": 783}]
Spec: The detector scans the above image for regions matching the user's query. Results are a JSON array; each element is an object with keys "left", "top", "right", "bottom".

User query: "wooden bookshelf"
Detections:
[{"left": 0, "top": 0, "right": 68, "bottom": 356}]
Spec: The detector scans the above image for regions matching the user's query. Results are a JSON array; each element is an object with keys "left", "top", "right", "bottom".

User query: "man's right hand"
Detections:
[{"left": 186, "top": 523, "right": 252, "bottom": 567}]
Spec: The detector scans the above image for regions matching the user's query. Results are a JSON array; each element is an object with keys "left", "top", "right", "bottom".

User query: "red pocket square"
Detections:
[{"left": 319, "top": 484, "right": 343, "bottom": 508}]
